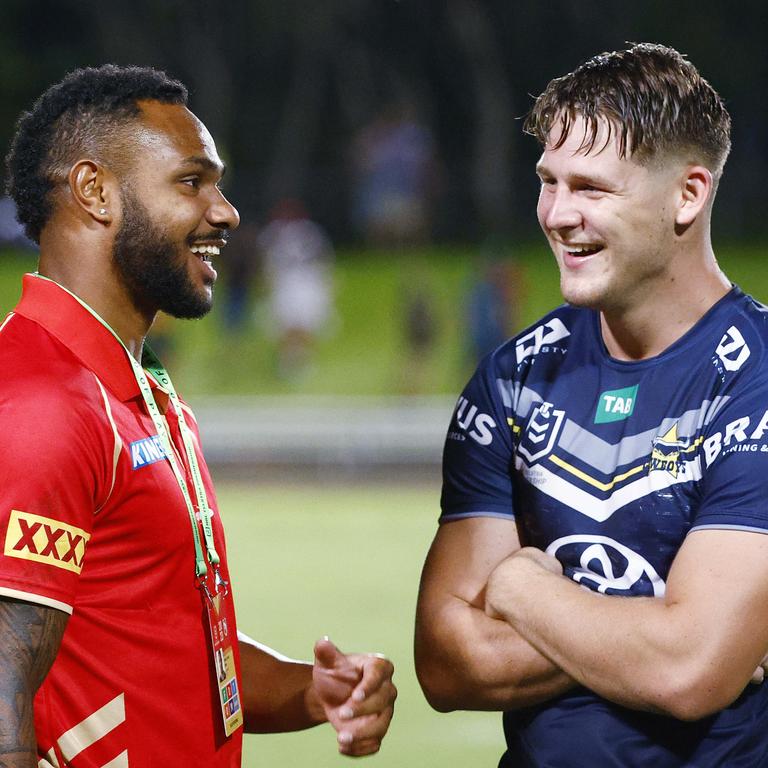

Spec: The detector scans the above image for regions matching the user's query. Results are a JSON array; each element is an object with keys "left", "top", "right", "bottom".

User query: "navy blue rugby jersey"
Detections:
[{"left": 441, "top": 286, "right": 768, "bottom": 768}]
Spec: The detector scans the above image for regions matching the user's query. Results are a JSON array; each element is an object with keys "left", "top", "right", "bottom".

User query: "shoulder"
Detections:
[{"left": 0, "top": 314, "right": 110, "bottom": 442}]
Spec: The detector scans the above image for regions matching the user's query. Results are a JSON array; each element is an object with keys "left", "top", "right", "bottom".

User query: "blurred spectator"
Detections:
[
  {"left": 400, "top": 262, "right": 439, "bottom": 394},
  {"left": 465, "top": 251, "right": 525, "bottom": 367},
  {"left": 258, "top": 199, "right": 335, "bottom": 380},
  {"left": 352, "top": 98, "right": 437, "bottom": 247},
  {"left": 0, "top": 195, "right": 36, "bottom": 251},
  {"left": 221, "top": 221, "right": 260, "bottom": 332}
]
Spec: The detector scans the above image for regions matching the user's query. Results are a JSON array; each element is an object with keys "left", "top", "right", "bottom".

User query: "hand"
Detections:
[
  {"left": 750, "top": 651, "right": 768, "bottom": 684},
  {"left": 485, "top": 547, "right": 563, "bottom": 620},
  {"left": 311, "top": 637, "right": 397, "bottom": 756}
]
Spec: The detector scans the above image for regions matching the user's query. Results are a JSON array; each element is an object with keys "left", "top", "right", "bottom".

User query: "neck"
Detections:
[
  {"left": 37, "top": 259, "right": 154, "bottom": 361},
  {"left": 600, "top": 248, "right": 730, "bottom": 360}
]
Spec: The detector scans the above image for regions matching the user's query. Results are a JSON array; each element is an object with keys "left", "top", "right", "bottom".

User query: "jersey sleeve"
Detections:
[
  {"left": 0, "top": 380, "right": 111, "bottom": 613},
  {"left": 693, "top": 373, "right": 768, "bottom": 534},
  {"left": 440, "top": 352, "right": 516, "bottom": 521}
]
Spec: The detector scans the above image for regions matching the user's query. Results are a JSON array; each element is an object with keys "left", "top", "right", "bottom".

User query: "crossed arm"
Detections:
[
  {"left": 414, "top": 516, "right": 576, "bottom": 711},
  {"left": 415, "top": 517, "right": 768, "bottom": 720}
]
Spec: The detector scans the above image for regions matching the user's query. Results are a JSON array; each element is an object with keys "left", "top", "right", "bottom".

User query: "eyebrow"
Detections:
[
  {"left": 181, "top": 155, "right": 226, "bottom": 177},
  {"left": 535, "top": 164, "right": 613, "bottom": 188}
]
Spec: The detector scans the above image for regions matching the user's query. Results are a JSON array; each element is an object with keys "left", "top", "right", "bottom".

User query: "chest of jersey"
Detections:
[{"left": 511, "top": 336, "right": 731, "bottom": 596}]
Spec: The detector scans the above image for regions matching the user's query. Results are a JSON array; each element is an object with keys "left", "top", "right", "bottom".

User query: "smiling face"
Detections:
[
  {"left": 111, "top": 100, "right": 239, "bottom": 319},
  {"left": 536, "top": 115, "right": 685, "bottom": 315}
]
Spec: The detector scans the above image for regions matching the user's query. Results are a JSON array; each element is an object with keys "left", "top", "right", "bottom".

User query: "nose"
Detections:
[
  {"left": 539, "top": 185, "right": 582, "bottom": 232},
  {"left": 207, "top": 188, "right": 240, "bottom": 231}
]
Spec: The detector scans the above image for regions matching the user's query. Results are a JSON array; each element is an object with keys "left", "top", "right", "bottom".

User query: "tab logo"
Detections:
[
  {"left": 130, "top": 435, "right": 167, "bottom": 469},
  {"left": 4, "top": 510, "right": 90, "bottom": 573},
  {"left": 595, "top": 385, "right": 638, "bottom": 424}
]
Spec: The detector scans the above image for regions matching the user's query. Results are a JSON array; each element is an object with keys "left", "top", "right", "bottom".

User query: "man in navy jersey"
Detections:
[{"left": 415, "top": 43, "right": 768, "bottom": 767}]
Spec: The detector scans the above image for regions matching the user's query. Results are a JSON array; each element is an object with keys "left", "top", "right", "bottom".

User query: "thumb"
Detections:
[{"left": 314, "top": 636, "right": 345, "bottom": 670}]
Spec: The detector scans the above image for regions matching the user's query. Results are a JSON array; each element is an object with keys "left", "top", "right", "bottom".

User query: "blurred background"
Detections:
[{"left": 2, "top": 1, "right": 768, "bottom": 765}]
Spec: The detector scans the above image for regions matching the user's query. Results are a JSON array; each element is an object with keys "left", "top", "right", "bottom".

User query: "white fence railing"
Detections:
[{"left": 190, "top": 395, "right": 457, "bottom": 467}]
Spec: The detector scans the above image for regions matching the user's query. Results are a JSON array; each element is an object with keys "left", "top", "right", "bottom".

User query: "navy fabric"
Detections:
[{"left": 441, "top": 286, "right": 768, "bottom": 767}]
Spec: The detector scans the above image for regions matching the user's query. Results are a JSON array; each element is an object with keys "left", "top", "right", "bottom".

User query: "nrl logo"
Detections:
[
  {"left": 517, "top": 401, "right": 565, "bottom": 464},
  {"left": 648, "top": 422, "right": 689, "bottom": 477}
]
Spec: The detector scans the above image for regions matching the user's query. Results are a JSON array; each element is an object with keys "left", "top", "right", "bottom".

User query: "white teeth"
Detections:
[
  {"left": 190, "top": 244, "right": 221, "bottom": 256},
  {"left": 566, "top": 245, "right": 599, "bottom": 254}
]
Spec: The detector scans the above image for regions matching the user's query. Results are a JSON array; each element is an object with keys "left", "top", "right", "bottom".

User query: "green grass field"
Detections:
[
  {"left": 4, "top": 241, "right": 768, "bottom": 399},
  {"left": 219, "top": 480, "right": 504, "bottom": 767}
]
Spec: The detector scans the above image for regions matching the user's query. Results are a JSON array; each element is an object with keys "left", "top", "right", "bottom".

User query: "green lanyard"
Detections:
[{"left": 32, "top": 274, "right": 220, "bottom": 581}]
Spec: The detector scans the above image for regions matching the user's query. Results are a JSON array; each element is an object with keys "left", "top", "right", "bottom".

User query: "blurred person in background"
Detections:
[
  {"left": 0, "top": 64, "right": 395, "bottom": 768},
  {"left": 351, "top": 97, "right": 437, "bottom": 247},
  {"left": 416, "top": 43, "right": 768, "bottom": 767},
  {"left": 464, "top": 247, "right": 525, "bottom": 369},
  {"left": 220, "top": 220, "right": 261, "bottom": 333},
  {"left": 258, "top": 198, "right": 335, "bottom": 380}
]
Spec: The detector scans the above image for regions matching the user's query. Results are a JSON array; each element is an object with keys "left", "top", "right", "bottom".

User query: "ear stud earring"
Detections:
[{"left": 99, "top": 208, "right": 107, "bottom": 215}]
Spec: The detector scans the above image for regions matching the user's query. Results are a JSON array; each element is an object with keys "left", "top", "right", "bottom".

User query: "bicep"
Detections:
[
  {"left": 417, "top": 516, "right": 522, "bottom": 613},
  {"left": 0, "top": 598, "right": 68, "bottom": 754},
  {"left": 665, "top": 528, "right": 768, "bottom": 694}
]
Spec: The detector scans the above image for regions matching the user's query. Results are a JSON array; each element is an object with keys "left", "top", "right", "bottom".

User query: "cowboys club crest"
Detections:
[{"left": 518, "top": 401, "right": 565, "bottom": 463}]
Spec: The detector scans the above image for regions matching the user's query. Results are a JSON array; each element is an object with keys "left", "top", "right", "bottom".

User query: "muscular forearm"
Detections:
[
  {"left": 238, "top": 635, "right": 326, "bottom": 733},
  {"left": 415, "top": 593, "right": 576, "bottom": 712},
  {"left": 486, "top": 556, "right": 755, "bottom": 720},
  {"left": 0, "top": 599, "right": 68, "bottom": 767}
]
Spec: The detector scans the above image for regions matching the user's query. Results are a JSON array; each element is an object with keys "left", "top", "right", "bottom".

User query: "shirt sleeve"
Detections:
[
  {"left": 693, "top": 376, "right": 768, "bottom": 534},
  {"left": 440, "top": 353, "right": 516, "bottom": 521},
  {"left": 0, "top": 381, "right": 111, "bottom": 613}
]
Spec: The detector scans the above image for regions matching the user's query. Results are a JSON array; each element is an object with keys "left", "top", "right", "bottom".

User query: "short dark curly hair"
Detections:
[
  {"left": 524, "top": 43, "right": 731, "bottom": 179},
  {"left": 5, "top": 64, "right": 188, "bottom": 243}
]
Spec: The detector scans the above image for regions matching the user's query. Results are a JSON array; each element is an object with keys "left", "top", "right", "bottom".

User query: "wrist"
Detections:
[{"left": 303, "top": 680, "right": 329, "bottom": 726}]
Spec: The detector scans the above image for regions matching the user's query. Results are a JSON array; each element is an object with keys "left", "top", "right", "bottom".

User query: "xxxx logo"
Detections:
[{"left": 4, "top": 510, "right": 90, "bottom": 574}]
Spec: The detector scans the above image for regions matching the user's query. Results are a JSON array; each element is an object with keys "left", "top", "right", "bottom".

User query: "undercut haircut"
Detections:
[
  {"left": 5, "top": 64, "right": 188, "bottom": 243},
  {"left": 524, "top": 43, "right": 731, "bottom": 178}
]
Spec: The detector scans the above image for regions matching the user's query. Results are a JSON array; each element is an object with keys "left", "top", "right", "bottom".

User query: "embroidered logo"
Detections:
[
  {"left": 595, "top": 385, "right": 639, "bottom": 424},
  {"left": 649, "top": 423, "right": 688, "bottom": 477},
  {"left": 715, "top": 325, "right": 750, "bottom": 372},
  {"left": 518, "top": 401, "right": 565, "bottom": 463},
  {"left": 3, "top": 510, "right": 90, "bottom": 573},
  {"left": 130, "top": 435, "right": 167, "bottom": 469},
  {"left": 515, "top": 318, "right": 570, "bottom": 364}
]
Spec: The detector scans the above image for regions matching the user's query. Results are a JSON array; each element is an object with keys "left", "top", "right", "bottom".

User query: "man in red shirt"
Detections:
[{"left": 0, "top": 65, "right": 395, "bottom": 767}]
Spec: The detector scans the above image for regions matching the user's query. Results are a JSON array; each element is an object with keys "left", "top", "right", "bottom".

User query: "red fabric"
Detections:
[{"left": 0, "top": 274, "right": 242, "bottom": 767}]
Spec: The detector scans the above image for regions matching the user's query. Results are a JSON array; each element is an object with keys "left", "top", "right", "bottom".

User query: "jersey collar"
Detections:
[{"left": 14, "top": 273, "right": 158, "bottom": 403}]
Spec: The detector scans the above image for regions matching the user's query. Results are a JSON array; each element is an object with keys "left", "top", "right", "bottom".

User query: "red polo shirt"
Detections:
[{"left": 0, "top": 275, "right": 242, "bottom": 767}]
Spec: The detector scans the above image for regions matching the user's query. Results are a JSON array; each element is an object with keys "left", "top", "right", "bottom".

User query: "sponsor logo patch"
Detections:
[
  {"left": 546, "top": 534, "right": 665, "bottom": 597},
  {"left": 4, "top": 510, "right": 90, "bottom": 573},
  {"left": 130, "top": 435, "right": 167, "bottom": 469},
  {"left": 515, "top": 318, "right": 570, "bottom": 364},
  {"left": 451, "top": 396, "right": 497, "bottom": 445},
  {"left": 715, "top": 325, "right": 750, "bottom": 372},
  {"left": 595, "top": 385, "right": 638, "bottom": 424}
]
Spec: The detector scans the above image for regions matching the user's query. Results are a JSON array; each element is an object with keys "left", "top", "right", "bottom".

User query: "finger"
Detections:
[
  {"left": 338, "top": 680, "right": 398, "bottom": 720},
  {"left": 314, "top": 637, "right": 344, "bottom": 670},
  {"left": 338, "top": 734, "right": 382, "bottom": 757},
  {"left": 334, "top": 703, "right": 395, "bottom": 744},
  {"left": 347, "top": 654, "right": 394, "bottom": 703},
  {"left": 338, "top": 737, "right": 382, "bottom": 758}
]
